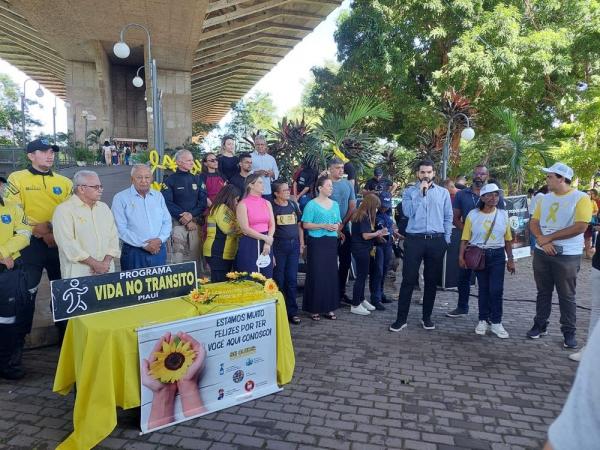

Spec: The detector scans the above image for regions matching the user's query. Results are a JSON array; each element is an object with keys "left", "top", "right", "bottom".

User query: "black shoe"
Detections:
[
  {"left": 526, "top": 322, "right": 548, "bottom": 339},
  {"left": 373, "top": 303, "right": 386, "bottom": 311},
  {"left": 421, "top": 319, "right": 435, "bottom": 330},
  {"left": 446, "top": 308, "right": 468, "bottom": 318},
  {"left": 563, "top": 333, "right": 578, "bottom": 349},
  {"left": 0, "top": 366, "right": 25, "bottom": 380},
  {"left": 389, "top": 321, "right": 407, "bottom": 332},
  {"left": 340, "top": 295, "right": 352, "bottom": 306},
  {"left": 381, "top": 297, "right": 393, "bottom": 304}
]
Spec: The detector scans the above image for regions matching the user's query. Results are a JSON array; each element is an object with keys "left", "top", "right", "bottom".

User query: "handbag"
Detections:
[{"left": 463, "top": 210, "right": 498, "bottom": 271}]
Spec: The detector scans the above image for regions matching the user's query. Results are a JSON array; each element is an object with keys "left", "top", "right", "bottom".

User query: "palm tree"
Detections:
[
  {"left": 87, "top": 128, "right": 104, "bottom": 150},
  {"left": 314, "top": 97, "right": 392, "bottom": 174},
  {"left": 491, "top": 107, "right": 551, "bottom": 193}
]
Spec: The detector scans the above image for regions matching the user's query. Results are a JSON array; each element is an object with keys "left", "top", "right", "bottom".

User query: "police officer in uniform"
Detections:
[
  {"left": 3, "top": 139, "right": 71, "bottom": 370},
  {"left": 162, "top": 149, "right": 207, "bottom": 265},
  {"left": 0, "top": 196, "right": 32, "bottom": 379}
]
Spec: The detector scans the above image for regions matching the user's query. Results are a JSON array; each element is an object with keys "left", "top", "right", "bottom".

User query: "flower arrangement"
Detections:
[
  {"left": 187, "top": 286, "right": 218, "bottom": 304},
  {"left": 226, "top": 271, "right": 248, "bottom": 282}
]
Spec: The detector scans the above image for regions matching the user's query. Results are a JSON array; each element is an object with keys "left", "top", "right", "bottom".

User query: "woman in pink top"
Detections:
[{"left": 235, "top": 174, "right": 276, "bottom": 277}]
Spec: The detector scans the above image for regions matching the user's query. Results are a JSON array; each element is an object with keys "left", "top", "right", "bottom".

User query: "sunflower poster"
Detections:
[{"left": 137, "top": 300, "right": 280, "bottom": 433}]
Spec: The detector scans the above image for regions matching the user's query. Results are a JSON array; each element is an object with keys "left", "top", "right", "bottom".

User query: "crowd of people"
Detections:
[{"left": 0, "top": 136, "right": 599, "bottom": 387}]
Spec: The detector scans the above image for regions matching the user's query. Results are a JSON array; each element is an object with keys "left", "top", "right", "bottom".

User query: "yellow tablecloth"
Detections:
[{"left": 53, "top": 284, "right": 294, "bottom": 450}]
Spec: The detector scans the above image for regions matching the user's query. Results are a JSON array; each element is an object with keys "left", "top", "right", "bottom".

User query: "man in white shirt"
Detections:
[
  {"left": 527, "top": 163, "right": 592, "bottom": 349},
  {"left": 251, "top": 135, "right": 279, "bottom": 201},
  {"left": 52, "top": 170, "right": 120, "bottom": 278}
]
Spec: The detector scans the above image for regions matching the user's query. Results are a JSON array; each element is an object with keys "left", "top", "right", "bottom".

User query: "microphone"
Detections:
[{"left": 422, "top": 186, "right": 427, "bottom": 196}]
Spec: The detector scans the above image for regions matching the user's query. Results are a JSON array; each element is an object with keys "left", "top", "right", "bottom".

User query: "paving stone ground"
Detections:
[
  {"left": 1, "top": 256, "right": 594, "bottom": 450},
  {"left": 0, "top": 165, "right": 594, "bottom": 449}
]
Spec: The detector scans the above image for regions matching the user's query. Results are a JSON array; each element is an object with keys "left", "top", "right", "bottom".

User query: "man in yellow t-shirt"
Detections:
[
  {"left": 4, "top": 139, "right": 72, "bottom": 358},
  {"left": 527, "top": 163, "right": 592, "bottom": 350}
]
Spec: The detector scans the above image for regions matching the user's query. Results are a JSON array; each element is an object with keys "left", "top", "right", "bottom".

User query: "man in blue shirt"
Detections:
[
  {"left": 112, "top": 164, "right": 172, "bottom": 270},
  {"left": 447, "top": 164, "right": 505, "bottom": 317},
  {"left": 390, "top": 160, "right": 453, "bottom": 332},
  {"left": 328, "top": 158, "right": 356, "bottom": 304}
]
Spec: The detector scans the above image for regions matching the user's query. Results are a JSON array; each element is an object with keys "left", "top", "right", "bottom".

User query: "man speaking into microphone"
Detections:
[{"left": 390, "top": 160, "right": 453, "bottom": 332}]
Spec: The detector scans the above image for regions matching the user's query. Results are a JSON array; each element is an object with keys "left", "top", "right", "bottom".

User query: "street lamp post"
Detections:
[
  {"left": 82, "top": 110, "right": 89, "bottom": 149},
  {"left": 52, "top": 97, "right": 57, "bottom": 144},
  {"left": 20, "top": 79, "right": 44, "bottom": 147},
  {"left": 114, "top": 23, "right": 163, "bottom": 181},
  {"left": 441, "top": 112, "right": 475, "bottom": 181}
]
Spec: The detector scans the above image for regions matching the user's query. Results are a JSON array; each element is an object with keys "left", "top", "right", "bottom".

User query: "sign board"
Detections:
[
  {"left": 505, "top": 195, "right": 531, "bottom": 259},
  {"left": 137, "top": 300, "right": 280, "bottom": 433},
  {"left": 51, "top": 262, "right": 197, "bottom": 321}
]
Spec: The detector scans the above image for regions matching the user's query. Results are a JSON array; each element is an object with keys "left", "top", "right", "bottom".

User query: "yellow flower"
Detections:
[
  {"left": 199, "top": 277, "right": 210, "bottom": 285},
  {"left": 226, "top": 272, "right": 239, "bottom": 280},
  {"left": 189, "top": 288, "right": 202, "bottom": 302},
  {"left": 149, "top": 338, "right": 195, "bottom": 383},
  {"left": 264, "top": 279, "right": 279, "bottom": 295},
  {"left": 250, "top": 272, "right": 267, "bottom": 282},
  {"left": 238, "top": 271, "right": 248, "bottom": 277}
]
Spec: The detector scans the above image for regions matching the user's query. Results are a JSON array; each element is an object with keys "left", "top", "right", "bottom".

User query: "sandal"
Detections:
[
  {"left": 311, "top": 314, "right": 321, "bottom": 321},
  {"left": 324, "top": 312, "right": 337, "bottom": 320},
  {"left": 290, "top": 316, "right": 301, "bottom": 324}
]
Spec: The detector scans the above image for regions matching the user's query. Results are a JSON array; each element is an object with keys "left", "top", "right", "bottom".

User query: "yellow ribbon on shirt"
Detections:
[
  {"left": 482, "top": 219, "right": 497, "bottom": 241},
  {"left": 546, "top": 202, "right": 560, "bottom": 223}
]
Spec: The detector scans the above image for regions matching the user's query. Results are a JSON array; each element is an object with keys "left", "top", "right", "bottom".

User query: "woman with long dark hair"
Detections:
[
  {"left": 349, "top": 194, "right": 388, "bottom": 316},
  {"left": 301, "top": 176, "right": 342, "bottom": 321},
  {"left": 235, "top": 174, "right": 276, "bottom": 277},
  {"left": 217, "top": 135, "right": 239, "bottom": 181},
  {"left": 272, "top": 180, "right": 304, "bottom": 324},
  {"left": 459, "top": 184, "right": 515, "bottom": 338},
  {"left": 203, "top": 184, "right": 241, "bottom": 282},
  {"left": 199, "top": 152, "right": 226, "bottom": 207}
]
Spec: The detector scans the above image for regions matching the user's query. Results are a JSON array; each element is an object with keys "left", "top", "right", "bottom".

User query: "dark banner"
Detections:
[
  {"left": 51, "top": 262, "right": 197, "bottom": 322},
  {"left": 505, "top": 195, "right": 531, "bottom": 259}
]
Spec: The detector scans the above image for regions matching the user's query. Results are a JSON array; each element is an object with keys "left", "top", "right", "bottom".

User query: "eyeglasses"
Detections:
[{"left": 81, "top": 185, "right": 103, "bottom": 191}]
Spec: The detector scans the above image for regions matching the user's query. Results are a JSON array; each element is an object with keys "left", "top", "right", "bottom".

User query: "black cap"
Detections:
[
  {"left": 379, "top": 190, "right": 392, "bottom": 208},
  {"left": 26, "top": 139, "right": 60, "bottom": 153}
]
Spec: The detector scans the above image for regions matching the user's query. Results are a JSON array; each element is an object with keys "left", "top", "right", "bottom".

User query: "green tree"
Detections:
[
  {"left": 307, "top": 0, "right": 600, "bottom": 183},
  {"left": 224, "top": 90, "right": 277, "bottom": 147},
  {"left": 0, "top": 73, "right": 43, "bottom": 145}
]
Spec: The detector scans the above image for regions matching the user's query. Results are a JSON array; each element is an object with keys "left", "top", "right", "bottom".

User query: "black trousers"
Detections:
[
  {"left": 338, "top": 227, "right": 352, "bottom": 298},
  {"left": 20, "top": 236, "right": 63, "bottom": 337},
  {"left": 395, "top": 235, "right": 447, "bottom": 323}
]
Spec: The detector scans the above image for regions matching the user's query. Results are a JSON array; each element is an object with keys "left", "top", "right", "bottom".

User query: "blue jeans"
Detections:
[
  {"left": 273, "top": 238, "right": 300, "bottom": 318},
  {"left": 475, "top": 248, "right": 506, "bottom": 323},
  {"left": 120, "top": 242, "right": 167, "bottom": 270},
  {"left": 369, "top": 244, "right": 392, "bottom": 303}
]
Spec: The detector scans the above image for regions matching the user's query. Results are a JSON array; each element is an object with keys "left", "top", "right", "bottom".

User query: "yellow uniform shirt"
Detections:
[
  {"left": 52, "top": 195, "right": 121, "bottom": 278},
  {"left": 462, "top": 208, "right": 512, "bottom": 248},
  {"left": 4, "top": 167, "right": 72, "bottom": 225},
  {"left": 532, "top": 189, "right": 592, "bottom": 255},
  {"left": 0, "top": 201, "right": 32, "bottom": 260},
  {"left": 203, "top": 204, "right": 240, "bottom": 260}
]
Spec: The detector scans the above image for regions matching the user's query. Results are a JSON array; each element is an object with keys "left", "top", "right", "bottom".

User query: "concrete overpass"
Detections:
[{"left": 0, "top": 0, "right": 342, "bottom": 146}]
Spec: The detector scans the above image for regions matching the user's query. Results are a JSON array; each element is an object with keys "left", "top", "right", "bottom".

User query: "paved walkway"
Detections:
[
  {"left": 0, "top": 165, "right": 594, "bottom": 449},
  {"left": 2, "top": 256, "right": 594, "bottom": 449}
]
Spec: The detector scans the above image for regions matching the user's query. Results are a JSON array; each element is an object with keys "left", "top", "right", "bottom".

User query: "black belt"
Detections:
[{"left": 406, "top": 233, "right": 445, "bottom": 240}]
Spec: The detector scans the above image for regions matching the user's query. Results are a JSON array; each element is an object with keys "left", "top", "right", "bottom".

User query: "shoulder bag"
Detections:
[{"left": 463, "top": 209, "right": 498, "bottom": 271}]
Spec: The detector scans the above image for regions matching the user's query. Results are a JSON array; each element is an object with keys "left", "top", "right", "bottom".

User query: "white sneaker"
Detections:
[
  {"left": 361, "top": 300, "right": 376, "bottom": 311},
  {"left": 491, "top": 323, "right": 509, "bottom": 339},
  {"left": 569, "top": 346, "right": 585, "bottom": 362},
  {"left": 350, "top": 304, "right": 371, "bottom": 315},
  {"left": 475, "top": 321, "right": 489, "bottom": 335}
]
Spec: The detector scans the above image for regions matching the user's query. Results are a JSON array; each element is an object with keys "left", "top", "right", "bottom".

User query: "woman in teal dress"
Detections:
[{"left": 301, "top": 176, "right": 342, "bottom": 320}]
